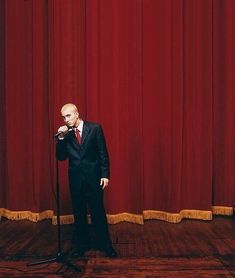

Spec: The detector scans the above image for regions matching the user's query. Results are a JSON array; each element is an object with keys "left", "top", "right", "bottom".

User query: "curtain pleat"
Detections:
[{"left": 0, "top": 0, "right": 234, "bottom": 224}]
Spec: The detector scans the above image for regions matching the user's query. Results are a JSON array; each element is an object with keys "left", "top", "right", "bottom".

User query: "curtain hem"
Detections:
[
  {"left": 0, "top": 206, "right": 233, "bottom": 225},
  {"left": 0, "top": 208, "right": 54, "bottom": 222}
]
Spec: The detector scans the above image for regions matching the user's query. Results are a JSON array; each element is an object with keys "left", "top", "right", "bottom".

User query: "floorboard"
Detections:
[{"left": 0, "top": 216, "right": 235, "bottom": 277}]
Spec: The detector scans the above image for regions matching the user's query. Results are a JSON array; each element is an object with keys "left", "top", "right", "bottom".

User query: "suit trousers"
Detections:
[{"left": 69, "top": 170, "right": 111, "bottom": 249}]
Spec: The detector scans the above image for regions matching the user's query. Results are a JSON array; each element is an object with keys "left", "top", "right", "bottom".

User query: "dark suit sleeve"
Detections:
[
  {"left": 97, "top": 125, "right": 110, "bottom": 179},
  {"left": 56, "top": 139, "right": 68, "bottom": 161}
]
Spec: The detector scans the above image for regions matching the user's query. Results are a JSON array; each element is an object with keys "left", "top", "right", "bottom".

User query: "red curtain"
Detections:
[
  {"left": 213, "top": 0, "right": 235, "bottom": 208},
  {"left": 0, "top": 0, "right": 234, "bottom": 224}
]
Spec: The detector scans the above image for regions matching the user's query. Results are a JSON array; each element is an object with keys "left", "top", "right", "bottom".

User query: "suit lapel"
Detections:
[{"left": 81, "top": 122, "right": 90, "bottom": 145}]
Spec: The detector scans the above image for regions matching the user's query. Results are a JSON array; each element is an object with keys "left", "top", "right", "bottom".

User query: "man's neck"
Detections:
[{"left": 75, "top": 118, "right": 82, "bottom": 127}]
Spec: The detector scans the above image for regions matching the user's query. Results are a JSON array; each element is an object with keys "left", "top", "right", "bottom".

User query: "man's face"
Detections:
[{"left": 61, "top": 106, "right": 78, "bottom": 127}]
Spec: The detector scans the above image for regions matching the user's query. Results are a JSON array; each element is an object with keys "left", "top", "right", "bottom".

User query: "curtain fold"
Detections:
[
  {"left": 0, "top": 1, "right": 6, "bottom": 207},
  {"left": 0, "top": 0, "right": 6, "bottom": 209},
  {"left": 0, "top": 0, "right": 234, "bottom": 224},
  {"left": 212, "top": 0, "right": 235, "bottom": 206},
  {"left": 86, "top": 0, "right": 144, "bottom": 214}
]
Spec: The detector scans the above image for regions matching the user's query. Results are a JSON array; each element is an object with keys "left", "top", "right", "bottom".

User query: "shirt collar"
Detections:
[{"left": 76, "top": 120, "right": 84, "bottom": 133}]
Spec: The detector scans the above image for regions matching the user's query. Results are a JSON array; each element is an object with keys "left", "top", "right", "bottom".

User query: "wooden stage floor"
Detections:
[{"left": 0, "top": 216, "right": 235, "bottom": 277}]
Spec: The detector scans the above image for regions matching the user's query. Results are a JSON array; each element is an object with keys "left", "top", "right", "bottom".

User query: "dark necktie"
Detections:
[{"left": 75, "top": 129, "right": 81, "bottom": 144}]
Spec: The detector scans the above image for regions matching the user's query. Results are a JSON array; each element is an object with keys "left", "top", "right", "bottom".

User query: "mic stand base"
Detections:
[{"left": 27, "top": 251, "right": 81, "bottom": 273}]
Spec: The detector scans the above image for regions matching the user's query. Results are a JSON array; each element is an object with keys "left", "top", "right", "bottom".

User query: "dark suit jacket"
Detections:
[{"left": 56, "top": 121, "right": 110, "bottom": 187}]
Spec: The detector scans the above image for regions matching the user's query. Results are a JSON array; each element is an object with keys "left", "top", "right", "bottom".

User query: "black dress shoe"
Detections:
[
  {"left": 102, "top": 246, "right": 117, "bottom": 258},
  {"left": 71, "top": 249, "right": 85, "bottom": 258},
  {"left": 69, "top": 246, "right": 89, "bottom": 258}
]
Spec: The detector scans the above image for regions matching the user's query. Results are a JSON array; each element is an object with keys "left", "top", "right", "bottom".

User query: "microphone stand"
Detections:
[{"left": 27, "top": 140, "right": 81, "bottom": 273}]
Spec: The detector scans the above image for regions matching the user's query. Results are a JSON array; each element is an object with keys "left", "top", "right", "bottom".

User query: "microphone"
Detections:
[{"left": 54, "top": 126, "right": 73, "bottom": 138}]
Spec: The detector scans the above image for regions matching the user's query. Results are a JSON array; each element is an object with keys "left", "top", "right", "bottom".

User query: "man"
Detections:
[{"left": 56, "top": 103, "right": 117, "bottom": 258}]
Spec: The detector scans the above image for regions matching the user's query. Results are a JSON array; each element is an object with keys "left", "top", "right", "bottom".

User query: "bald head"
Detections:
[
  {"left": 60, "top": 103, "right": 80, "bottom": 127},
  {"left": 61, "top": 103, "right": 78, "bottom": 114}
]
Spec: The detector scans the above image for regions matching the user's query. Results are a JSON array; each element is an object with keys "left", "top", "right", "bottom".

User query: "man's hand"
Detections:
[
  {"left": 57, "top": 125, "right": 69, "bottom": 139},
  {"left": 100, "top": 178, "right": 109, "bottom": 189},
  {"left": 58, "top": 125, "right": 69, "bottom": 133}
]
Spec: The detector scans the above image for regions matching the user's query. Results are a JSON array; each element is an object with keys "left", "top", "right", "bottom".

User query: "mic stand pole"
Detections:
[{"left": 27, "top": 147, "right": 81, "bottom": 273}]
